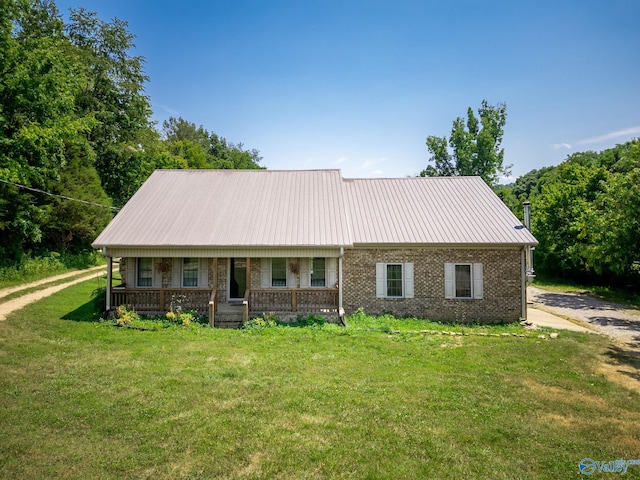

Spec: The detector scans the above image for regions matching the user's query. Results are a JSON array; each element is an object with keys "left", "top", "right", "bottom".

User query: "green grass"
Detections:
[
  {"left": 1, "top": 279, "right": 639, "bottom": 479},
  {"left": 533, "top": 276, "right": 640, "bottom": 308}
]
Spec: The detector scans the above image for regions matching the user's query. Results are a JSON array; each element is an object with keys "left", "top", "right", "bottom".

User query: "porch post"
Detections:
[{"left": 106, "top": 255, "right": 112, "bottom": 312}]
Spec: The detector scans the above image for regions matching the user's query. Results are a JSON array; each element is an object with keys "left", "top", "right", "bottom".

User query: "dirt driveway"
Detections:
[
  {"left": 528, "top": 285, "right": 640, "bottom": 391},
  {"left": 527, "top": 286, "right": 640, "bottom": 348},
  {"left": 0, "top": 266, "right": 107, "bottom": 321}
]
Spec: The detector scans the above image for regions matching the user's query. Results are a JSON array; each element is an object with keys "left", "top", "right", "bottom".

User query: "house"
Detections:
[{"left": 92, "top": 169, "right": 538, "bottom": 326}]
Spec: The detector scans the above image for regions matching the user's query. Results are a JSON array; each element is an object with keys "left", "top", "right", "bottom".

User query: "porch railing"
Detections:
[
  {"left": 111, "top": 288, "right": 212, "bottom": 314},
  {"left": 249, "top": 288, "right": 338, "bottom": 313}
]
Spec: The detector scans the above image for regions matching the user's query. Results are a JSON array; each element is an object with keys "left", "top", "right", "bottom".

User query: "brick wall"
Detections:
[{"left": 342, "top": 247, "right": 524, "bottom": 323}]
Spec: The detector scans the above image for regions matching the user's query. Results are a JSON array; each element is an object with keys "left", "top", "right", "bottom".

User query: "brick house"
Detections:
[{"left": 92, "top": 169, "right": 537, "bottom": 326}]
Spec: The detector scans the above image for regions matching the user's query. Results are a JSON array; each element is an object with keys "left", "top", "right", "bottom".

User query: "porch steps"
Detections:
[{"left": 214, "top": 303, "right": 245, "bottom": 329}]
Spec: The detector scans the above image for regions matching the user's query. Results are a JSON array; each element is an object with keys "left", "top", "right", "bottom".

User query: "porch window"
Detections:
[
  {"left": 183, "top": 258, "right": 198, "bottom": 287},
  {"left": 271, "top": 258, "right": 287, "bottom": 287},
  {"left": 137, "top": 258, "right": 153, "bottom": 287},
  {"left": 310, "top": 257, "right": 326, "bottom": 287}
]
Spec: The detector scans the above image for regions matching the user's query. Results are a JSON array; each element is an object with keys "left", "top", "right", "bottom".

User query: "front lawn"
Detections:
[{"left": 0, "top": 279, "right": 638, "bottom": 479}]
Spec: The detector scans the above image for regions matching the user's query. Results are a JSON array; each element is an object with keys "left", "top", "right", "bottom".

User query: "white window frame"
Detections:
[
  {"left": 310, "top": 257, "right": 326, "bottom": 287},
  {"left": 376, "top": 263, "right": 414, "bottom": 299},
  {"left": 137, "top": 257, "right": 153, "bottom": 287},
  {"left": 271, "top": 258, "right": 287, "bottom": 287},
  {"left": 182, "top": 258, "right": 199, "bottom": 287},
  {"left": 445, "top": 263, "right": 483, "bottom": 300}
]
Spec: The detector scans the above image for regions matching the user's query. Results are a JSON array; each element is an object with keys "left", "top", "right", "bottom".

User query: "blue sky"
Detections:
[{"left": 55, "top": 0, "right": 640, "bottom": 180}]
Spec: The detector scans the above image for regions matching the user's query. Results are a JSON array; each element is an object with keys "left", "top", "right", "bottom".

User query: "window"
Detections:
[
  {"left": 137, "top": 258, "right": 153, "bottom": 287},
  {"left": 310, "top": 257, "right": 326, "bottom": 287},
  {"left": 376, "top": 263, "right": 414, "bottom": 299},
  {"left": 183, "top": 258, "right": 198, "bottom": 287},
  {"left": 445, "top": 263, "right": 483, "bottom": 299},
  {"left": 455, "top": 264, "right": 472, "bottom": 298},
  {"left": 271, "top": 258, "right": 287, "bottom": 287},
  {"left": 386, "top": 264, "right": 403, "bottom": 297}
]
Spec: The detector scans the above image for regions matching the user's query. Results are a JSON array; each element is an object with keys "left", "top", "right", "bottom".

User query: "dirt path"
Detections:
[
  {"left": 0, "top": 265, "right": 107, "bottom": 300},
  {"left": 0, "top": 267, "right": 107, "bottom": 321}
]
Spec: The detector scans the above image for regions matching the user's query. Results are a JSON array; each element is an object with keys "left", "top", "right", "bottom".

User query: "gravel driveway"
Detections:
[{"left": 527, "top": 286, "right": 640, "bottom": 348}]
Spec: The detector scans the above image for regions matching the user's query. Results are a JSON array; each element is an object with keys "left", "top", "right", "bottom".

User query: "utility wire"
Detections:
[{"left": 0, "top": 178, "right": 119, "bottom": 211}]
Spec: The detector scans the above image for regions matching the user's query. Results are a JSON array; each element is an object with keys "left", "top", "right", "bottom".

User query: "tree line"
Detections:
[
  {"left": 497, "top": 139, "right": 640, "bottom": 289},
  {"left": 422, "top": 101, "right": 639, "bottom": 290},
  {"left": 0, "top": 0, "right": 262, "bottom": 263}
]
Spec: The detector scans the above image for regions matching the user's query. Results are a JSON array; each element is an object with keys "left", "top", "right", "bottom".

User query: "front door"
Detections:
[{"left": 229, "top": 258, "right": 247, "bottom": 301}]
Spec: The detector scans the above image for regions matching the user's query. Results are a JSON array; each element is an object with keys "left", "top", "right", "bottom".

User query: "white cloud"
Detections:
[
  {"left": 551, "top": 143, "right": 572, "bottom": 150},
  {"left": 575, "top": 126, "right": 640, "bottom": 146},
  {"left": 158, "top": 104, "right": 179, "bottom": 116},
  {"left": 334, "top": 156, "right": 348, "bottom": 165},
  {"left": 373, "top": 169, "right": 384, "bottom": 175}
]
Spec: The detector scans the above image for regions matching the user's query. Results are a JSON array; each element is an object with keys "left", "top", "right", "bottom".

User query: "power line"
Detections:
[{"left": 0, "top": 178, "right": 119, "bottom": 211}]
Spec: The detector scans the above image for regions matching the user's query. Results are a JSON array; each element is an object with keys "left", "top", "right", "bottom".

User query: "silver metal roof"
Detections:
[
  {"left": 93, "top": 169, "right": 352, "bottom": 247},
  {"left": 344, "top": 176, "right": 538, "bottom": 246},
  {"left": 93, "top": 170, "right": 538, "bottom": 249}
]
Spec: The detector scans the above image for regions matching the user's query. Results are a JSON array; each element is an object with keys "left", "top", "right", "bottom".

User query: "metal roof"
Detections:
[
  {"left": 93, "top": 170, "right": 538, "bottom": 249},
  {"left": 343, "top": 176, "right": 538, "bottom": 246},
  {"left": 93, "top": 169, "right": 352, "bottom": 248}
]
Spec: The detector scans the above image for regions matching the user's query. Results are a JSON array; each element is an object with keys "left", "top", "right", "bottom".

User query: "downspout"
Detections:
[
  {"left": 521, "top": 247, "right": 527, "bottom": 321},
  {"left": 523, "top": 201, "right": 535, "bottom": 281},
  {"left": 338, "top": 246, "right": 345, "bottom": 326},
  {"left": 104, "top": 248, "right": 112, "bottom": 313}
]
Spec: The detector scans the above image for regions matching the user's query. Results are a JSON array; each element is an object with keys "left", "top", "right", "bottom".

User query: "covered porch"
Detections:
[{"left": 104, "top": 251, "right": 344, "bottom": 327}]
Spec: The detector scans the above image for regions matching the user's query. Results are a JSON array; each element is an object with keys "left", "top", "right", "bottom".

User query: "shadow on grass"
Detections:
[
  {"left": 61, "top": 299, "right": 100, "bottom": 323},
  {"left": 603, "top": 338, "right": 640, "bottom": 384}
]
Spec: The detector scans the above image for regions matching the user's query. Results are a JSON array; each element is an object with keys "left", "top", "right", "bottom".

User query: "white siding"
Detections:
[{"left": 299, "top": 258, "right": 310, "bottom": 288}]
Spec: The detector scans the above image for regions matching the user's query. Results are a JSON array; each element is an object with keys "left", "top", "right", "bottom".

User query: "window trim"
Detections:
[
  {"left": 445, "top": 263, "right": 483, "bottom": 300},
  {"left": 137, "top": 257, "right": 153, "bottom": 287},
  {"left": 182, "top": 257, "right": 199, "bottom": 288},
  {"left": 310, "top": 257, "right": 326, "bottom": 288},
  {"left": 376, "top": 262, "right": 414, "bottom": 299},
  {"left": 271, "top": 258, "right": 287, "bottom": 288},
  {"left": 454, "top": 263, "right": 473, "bottom": 299}
]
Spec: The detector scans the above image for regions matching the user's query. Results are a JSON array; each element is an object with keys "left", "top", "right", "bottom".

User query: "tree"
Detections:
[{"left": 420, "top": 100, "right": 510, "bottom": 186}]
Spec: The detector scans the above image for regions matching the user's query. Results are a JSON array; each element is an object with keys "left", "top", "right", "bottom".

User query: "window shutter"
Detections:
[
  {"left": 473, "top": 263, "right": 483, "bottom": 299},
  {"left": 326, "top": 257, "right": 337, "bottom": 287},
  {"left": 376, "top": 263, "right": 385, "bottom": 298},
  {"left": 199, "top": 258, "right": 209, "bottom": 288},
  {"left": 152, "top": 259, "right": 162, "bottom": 288},
  {"left": 286, "top": 258, "right": 297, "bottom": 288},
  {"left": 171, "top": 258, "right": 181, "bottom": 287},
  {"left": 404, "top": 263, "right": 414, "bottom": 298},
  {"left": 260, "top": 258, "right": 271, "bottom": 288},
  {"left": 300, "top": 258, "right": 310, "bottom": 288},
  {"left": 444, "top": 263, "right": 455, "bottom": 299},
  {"left": 126, "top": 258, "right": 136, "bottom": 287}
]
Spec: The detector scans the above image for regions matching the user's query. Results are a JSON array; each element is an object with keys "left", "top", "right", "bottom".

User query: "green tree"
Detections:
[{"left": 420, "top": 100, "right": 510, "bottom": 186}]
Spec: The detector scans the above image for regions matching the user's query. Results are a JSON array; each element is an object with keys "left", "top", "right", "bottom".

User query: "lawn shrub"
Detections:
[
  {"left": 242, "top": 313, "right": 278, "bottom": 329},
  {"left": 114, "top": 305, "right": 140, "bottom": 326}
]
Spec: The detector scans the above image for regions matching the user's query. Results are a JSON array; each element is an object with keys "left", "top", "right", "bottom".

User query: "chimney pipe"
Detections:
[
  {"left": 523, "top": 201, "right": 531, "bottom": 230},
  {"left": 523, "top": 201, "right": 535, "bottom": 283}
]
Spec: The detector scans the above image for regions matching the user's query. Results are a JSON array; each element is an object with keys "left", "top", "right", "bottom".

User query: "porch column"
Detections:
[{"left": 106, "top": 255, "right": 112, "bottom": 312}]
